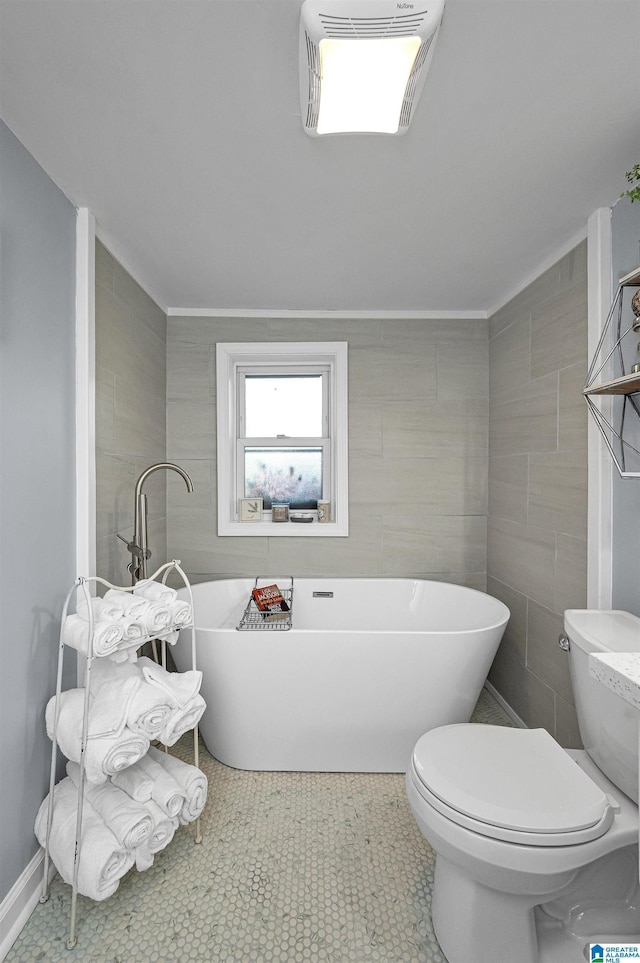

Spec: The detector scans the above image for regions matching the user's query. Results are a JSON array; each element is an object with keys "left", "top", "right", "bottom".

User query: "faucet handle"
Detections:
[{"left": 115, "top": 533, "right": 149, "bottom": 560}]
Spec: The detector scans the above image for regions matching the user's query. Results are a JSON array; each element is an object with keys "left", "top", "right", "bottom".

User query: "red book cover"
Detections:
[{"left": 251, "top": 584, "right": 290, "bottom": 619}]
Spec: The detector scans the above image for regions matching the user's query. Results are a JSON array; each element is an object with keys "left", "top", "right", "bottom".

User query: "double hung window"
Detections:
[{"left": 216, "top": 343, "right": 348, "bottom": 536}]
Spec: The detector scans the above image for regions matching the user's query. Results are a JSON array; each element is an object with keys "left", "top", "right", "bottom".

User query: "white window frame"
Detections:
[
  {"left": 216, "top": 342, "right": 349, "bottom": 536},
  {"left": 237, "top": 365, "right": 330, "bottom": 507}
]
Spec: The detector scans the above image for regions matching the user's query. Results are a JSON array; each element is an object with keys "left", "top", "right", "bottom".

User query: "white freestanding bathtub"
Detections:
[{"left": 173, "top": 578, "right": 509, "bottom": 773}]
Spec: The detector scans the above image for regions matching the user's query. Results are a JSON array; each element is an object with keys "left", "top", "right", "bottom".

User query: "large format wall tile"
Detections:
[
  {"left": 488, "top": 644, "right": 556, "bottom": 733},
  {"left": 555, "top": 533, "right": 588, "bottom": 612},
  {"left": 167, "top": 318, "right": 489, "bottom": 584},
  {"left": 487, "top": 240, "right": 588, "bottom": 745},
  {"left": 437, "top": 341, "right": 489, "bottom": 401},
  {"left": 383, "top": 515, "right": 486, "bottom": 576},
  {"left": 526, "top": 600, "right": 574, "bottom": 706},
  {"left": 167, "top": 340, "right": 215, "bottom": 402},
  {"left": 349, "top": 343, "right": 438, "bottom": 403},
  {"left": 528, "top": 449, "right": 587, "bottom": 538},
  {"left": 489, "top": 314, "right": 531, "bottom": 402},
  {"left": 488, "top": 453, "right": 528, "bottom": 524},
  {"left": 531, "top": 284, "right": 588, "bottom": 380},
  {"left": 487, "top": 517, "right": 556, "bottom": 605},
  {"left": 95, "top": 241, "right": 167, "bottom": 585},
  {"left": 382, "top": 400, "right": 488, "bottom": 459},
  {"left": 166, "top": 401, "right": 216, "bottom": 460},
  {"left": 490, "top": 373, "right": 558, "bottom": 456},
  {"left": 559, "top": 361, "right": 588, "bottom": 451},
  {"left": 486, "top": 576, "right": 527, "bottom": 664}
]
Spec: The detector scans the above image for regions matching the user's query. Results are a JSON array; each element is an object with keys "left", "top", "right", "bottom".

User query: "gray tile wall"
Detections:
[
  {"left": 487, "top": 241, "right": 588, "bottom": 746},
  {"left": 166, "top": 317, "right": 489, "bottom": 584},
  {"left": 95, "top": 240, "right": 168, "bottom": 585},
  {"left": 96, "top": 242, "right": 590, "bottom": 744}
]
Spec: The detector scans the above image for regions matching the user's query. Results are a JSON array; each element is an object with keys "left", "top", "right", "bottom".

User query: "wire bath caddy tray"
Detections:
[{"left": 237, "top": 578, "right": 294, "bottom": 631}]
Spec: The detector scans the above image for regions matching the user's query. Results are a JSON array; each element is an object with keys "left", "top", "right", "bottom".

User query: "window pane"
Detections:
[
  {"left": 245, "top": 375, "right": 323, "bottom": 437},
  {"left": 244, "top": 447, "right": 323, "bottom": 509}
]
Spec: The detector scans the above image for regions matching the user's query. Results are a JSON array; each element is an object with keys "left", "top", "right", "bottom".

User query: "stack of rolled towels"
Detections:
[
  {"left": 44, "top": 657, "right": 206, "bottom": 782},
  {"left": 38, "top": 575, "right": 204, "bottom": 901},
  {"left": 34, "top": 747, "right": 208, "bottom": 900},
  {"left": 60, "top": 579, "right": 192, "bottom": 658}
]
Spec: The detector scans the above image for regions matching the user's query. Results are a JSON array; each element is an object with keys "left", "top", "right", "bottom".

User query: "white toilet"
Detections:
[{"left": 406, "top": 609, "right": 640, "bottom": 963}]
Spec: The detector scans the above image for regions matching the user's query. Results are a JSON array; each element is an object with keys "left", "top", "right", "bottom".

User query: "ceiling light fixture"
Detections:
[{"left": 300, "top": 0, "right": 445, "bottom": 136}]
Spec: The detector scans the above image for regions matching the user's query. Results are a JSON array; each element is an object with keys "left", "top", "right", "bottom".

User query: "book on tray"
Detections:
[{"left": 251, "top": 584, "right": 290, "bottom": 621}]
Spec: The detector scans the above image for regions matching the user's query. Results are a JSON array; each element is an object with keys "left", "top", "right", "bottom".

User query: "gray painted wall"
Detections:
[
  {"left": 0, "top": 121, "right": 76, "bottom": 904},
  {"left": 610, "top": 198, "right": 640, "bottom": 614},
  {"left": 166, "top": 317, "right": 489, "bottom": 584},
  {"left": 95, "top": 240, "right": 167, "bottom": 586},
  {"left": 486, "top": 242, "right": 588, "bottom": 745}
]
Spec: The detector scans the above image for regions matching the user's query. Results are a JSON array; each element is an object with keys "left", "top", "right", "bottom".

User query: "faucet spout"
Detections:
[{"left": 130, "top": 462, "right": 194, "bottom": 583}]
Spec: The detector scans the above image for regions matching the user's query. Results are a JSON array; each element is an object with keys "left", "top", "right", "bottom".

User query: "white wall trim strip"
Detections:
[
  {"left": 167, "top": 307, "right": 487, "bottom": 320},
  {"left": 0, "top": 850, "right": 55, "bottom": 962},
  {"left": 586, "top": 207, "right": 613, "bottom": 609},
  {"left": 75, "top": 207, "right": 96, "bottom": 580}
]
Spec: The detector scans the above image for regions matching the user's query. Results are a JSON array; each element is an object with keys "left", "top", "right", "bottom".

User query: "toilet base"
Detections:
[
  {"left": 431, "top": 849, "right": 640, "bottom": 963},
  {"left": 432, "top": 855, "right": 541, "bottom": 963}
]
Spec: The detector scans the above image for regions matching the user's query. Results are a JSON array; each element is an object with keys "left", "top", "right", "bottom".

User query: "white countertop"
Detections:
[{"left": 590, "top": 652, "right": 640, "bottom": 710}]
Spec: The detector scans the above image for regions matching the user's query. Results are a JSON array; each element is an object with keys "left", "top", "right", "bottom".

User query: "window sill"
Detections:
[{"left": 218, "top": 520, "right": 348, "bottom": 537}]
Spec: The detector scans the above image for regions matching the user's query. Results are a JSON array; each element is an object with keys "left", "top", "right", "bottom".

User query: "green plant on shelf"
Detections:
[{"left": 621, "top": 164, "right": 640, "bottom": 203}]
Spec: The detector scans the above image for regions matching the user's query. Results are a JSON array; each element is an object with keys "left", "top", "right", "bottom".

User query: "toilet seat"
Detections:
[{"left": 411, "top": 724, "right": 615, "bottom": 846}]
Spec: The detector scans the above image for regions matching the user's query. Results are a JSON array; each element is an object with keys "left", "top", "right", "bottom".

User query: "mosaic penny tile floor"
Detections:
[{"left": 5, "top": 688, "right": 512, "bottom": 963}]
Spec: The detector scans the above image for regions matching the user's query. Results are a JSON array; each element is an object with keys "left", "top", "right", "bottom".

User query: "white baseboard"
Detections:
[
  {"left": 0, "top": 849, "right": 55, "bottom": 962},
  {"left": 484, "top": 681, "right": 527, "bottom": 729}
]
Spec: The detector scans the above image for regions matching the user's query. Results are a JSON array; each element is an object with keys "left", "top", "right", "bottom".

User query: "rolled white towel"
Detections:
[
  {"left": 133, "top": 753, "right": 185, "bottom": 818},
  {"left": 132, "top": 658, "right": 205, "bottom": 747},
  {"left": 76, "top": 596, "right": 125, "bottom": 623},
  {"left": 66, "top": 762, "right": 152, "bottom": 850},
  {"left": 35, "top": 777, "right": 133, "bottom": 901},
  {"left": 110, "top": 760, "right": 154, "bottom": 803},
  {"left": 142, "top": 602, "right": 172, "bottom": 636},
  {"left": 46, "top": 685, "right": 131, "bottom": 747},
  {"left": 169, "top": 599, "right": 192, "bottom": 627},
  {"left": 121, "top": 618, "right": 146, "bottom": 643},
  {"left": 91, "top": 660, "right": 172, "bottom": 740},
  {"left": 104, "top": 588, "right": 151, "bottom": 620},
  {"left": 128, "top": 693, "right": 172, "bottom": 739},
  {"left": 88, "top": 730, "right": 149, "bottom": 783},
  {"left": 147, "top": 746, "right": 208, "bottom": 825},
  {"left": 145, "top": 798, "right": 178, "bottom": 853},
  {"left": 87, "top": 676, "right": 142, "bottom": 739},
  {"left": 159, "top": 695, "right": 206, "bottom": 747},
  {"left": 134, "top": 579, "right": 177, "bottom": 604},
  {"left": 134, "top": 845, "right": 155, "bottom": 872},
  {"left": 137, "top": 657, "right": 202, "bottom": 706},
  {"left": 61, "top": 614, "right": 123, "bottom": 658},
  {"left": 45, "top": 690, "right": 149, "bottom": 784},
  {"left": 133, "top": 797, "right": 179, "bottom": 872}
]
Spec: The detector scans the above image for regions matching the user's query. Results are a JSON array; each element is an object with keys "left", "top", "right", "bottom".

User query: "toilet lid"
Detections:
[{"left": 411, "top": 725, "right": 614, "bottom": 844}]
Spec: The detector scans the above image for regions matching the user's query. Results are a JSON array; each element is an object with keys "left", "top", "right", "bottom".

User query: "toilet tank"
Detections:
[{"left": 564, "top": 609, "right": 640, "bottom": 804}]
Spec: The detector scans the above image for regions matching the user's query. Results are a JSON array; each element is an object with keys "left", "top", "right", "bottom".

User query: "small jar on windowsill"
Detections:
[{"left": 271, "top": 502, "right": 290, "bottom": 522}]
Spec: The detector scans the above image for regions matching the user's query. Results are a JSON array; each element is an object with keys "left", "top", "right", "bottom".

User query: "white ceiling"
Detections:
[{"left": 1, "top": 0, "right": 639, "bottom": 315}]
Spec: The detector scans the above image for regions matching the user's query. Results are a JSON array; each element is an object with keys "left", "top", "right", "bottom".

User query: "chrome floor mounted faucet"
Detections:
[{"left": 127, "top": 462, "right": 194, "bottom": 583}]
